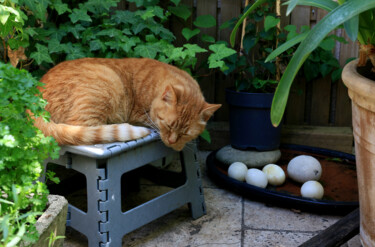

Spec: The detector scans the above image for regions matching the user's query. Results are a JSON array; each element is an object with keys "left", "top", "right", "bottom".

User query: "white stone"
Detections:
[
  {"left": 287, "top": 155, "right": 322, "bottom": 183},
  {"left": 228, "top": 162, "right": 248, "bottom": 182},
  {"left": 262, "top": 164, "right": 285, "bottom": 186},
  {"left": 301, "top": 181, "right": 324, "bottom": 199},
  {"left": 245, "top": 169, "right": 268, "bottom": 188}
]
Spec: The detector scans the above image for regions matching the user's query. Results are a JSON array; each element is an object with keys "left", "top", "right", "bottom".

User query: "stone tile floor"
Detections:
[{"left": 62, "top": 151, "right": 362, "bottom": 247}]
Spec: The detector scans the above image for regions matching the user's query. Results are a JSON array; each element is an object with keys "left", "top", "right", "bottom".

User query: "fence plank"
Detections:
[
  {"left": 171, "top": 0, "right": 194, "bottom": 47},
  {"left": 310, "top": 75, "right": 331, "bottom": 125},
  {"left": 196, "top": 0, "right": 218, "bottom": 110},
  {"left": 285, "top": 79, "right": 307, "bottom": 125},
  {"left": 285, "top": 6, "right": 311, "bottom": 125},
  {"left": 308, "top": 8, "right": 332, "bottom": 125},
  {"left": 215, "top": 0, "right": 242, "bottom": 121}
]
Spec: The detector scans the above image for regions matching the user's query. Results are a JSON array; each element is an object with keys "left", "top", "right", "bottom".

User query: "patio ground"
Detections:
[{"left": 61, "top": 150, "right": 361, "bottom": 247}]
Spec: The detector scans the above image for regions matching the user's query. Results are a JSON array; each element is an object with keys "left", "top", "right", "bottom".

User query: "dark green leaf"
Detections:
[
  {"left": 134, "top": 44, "right": 158, "bottom": 58},
  {"left": 53, "top": 3, "right": 71, "bottom": 15},
  {"left": 264, "top": 15, "right": 280, "bottom": 32},
  {"left": 200, "top": 129, "right": 211, "bottom": 143},
  {"left": 181, "top": 28, "right": 200, "bottom": 41},
  {"left": 69, "top": 8, "right": 92, "bottom": 23},
  {"left": 194, "top": 15, "right": 216, "bottom": 28},
  {"left": 168, "top": 5, "right": 191, "bottom": 21},
  {"left": 201, "top": 34, "right": 216, "bottom": 43},
  {"left": 30, "top": 44, "right": 53, "bottom": 65},
  {"left": 243, "top": 35, "right": 258, "bottom": 53}
]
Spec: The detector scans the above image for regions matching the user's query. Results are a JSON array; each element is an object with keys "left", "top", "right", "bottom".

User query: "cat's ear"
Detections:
[
  {"left": 201, "top": 103, "right": 221, "bottom": 122},
  {"left": 162, "top": 85, "right": 177, "bottom": 105}
]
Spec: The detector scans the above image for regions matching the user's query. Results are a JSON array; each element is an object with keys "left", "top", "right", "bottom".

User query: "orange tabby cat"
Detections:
[{"left": 32, "top": 58, "right": 221, "bottom": 151}]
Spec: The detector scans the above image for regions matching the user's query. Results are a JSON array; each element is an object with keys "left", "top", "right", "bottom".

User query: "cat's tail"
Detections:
[{"left": 28, "top": 111, "right": 151, "bottom": 145}]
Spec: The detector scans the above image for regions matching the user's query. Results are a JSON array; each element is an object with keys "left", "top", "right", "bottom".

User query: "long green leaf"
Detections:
[
  {"left": 265, "top": 32, "right": 308, "bottom": 62},
  {"left": 271, "top": 0, "right": 375, "bottom": 127},
  {"left": 344, "top": 15, "right": 359, "bottom": 41},
  {"left": 230, "top": 0, "right": 268, "bottom": 47},
  {"left": 284, "top": 0, "right": 338, "bottom": 15}
]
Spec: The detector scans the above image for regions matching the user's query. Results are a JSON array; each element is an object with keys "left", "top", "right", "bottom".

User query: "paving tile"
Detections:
[
  {"left": 196, "top": 151, "right": 218, "bottom": 189},
  {"left": 244, "top": 199, "right": 342, "bottom": 232},
  {"left": 345, "top": 234, "right": 362, "bottom": 247},
  {"left": 122, "top": 188, "right": 242, "bottom": 247},
  {"left": 244, "top": 229, "right": 316, "bottom": 247}
]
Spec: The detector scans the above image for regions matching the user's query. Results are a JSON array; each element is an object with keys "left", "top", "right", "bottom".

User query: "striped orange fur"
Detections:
[{"left": 33, "top": 58, "right": 221, "bottom": 151}]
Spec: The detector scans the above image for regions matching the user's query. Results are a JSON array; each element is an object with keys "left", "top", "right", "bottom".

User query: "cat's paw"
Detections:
[{"left": 133, "top": 126, "right": 151, "bottom": 139}]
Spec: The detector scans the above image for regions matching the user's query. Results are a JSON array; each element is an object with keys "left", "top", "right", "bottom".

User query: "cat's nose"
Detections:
[
  {"left": 168, "top": 137, "right": 177, "bottom": 144},
  {"left": 168, "top": 133, "right": 178, "bottom": 144}
]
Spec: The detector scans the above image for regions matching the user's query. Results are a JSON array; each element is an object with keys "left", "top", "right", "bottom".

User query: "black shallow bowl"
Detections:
[{"left": 206, "top": 144, "right": 359, "bottom": 215}]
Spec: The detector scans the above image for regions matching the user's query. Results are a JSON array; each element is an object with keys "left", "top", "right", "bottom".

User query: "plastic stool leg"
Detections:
[{"left": 181, "top": 144, "right": 206, "bottom": 219}]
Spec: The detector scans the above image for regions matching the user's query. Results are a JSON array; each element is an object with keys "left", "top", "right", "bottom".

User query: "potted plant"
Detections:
[
  {"left": 224, "top": 0, "right": 341, "bottom": 151},
  {"left": 232, "top": 0, "right": 375, "bottom": 246},
  {"left": 221, "top": 0, "right": 285, "bottom": 151}
]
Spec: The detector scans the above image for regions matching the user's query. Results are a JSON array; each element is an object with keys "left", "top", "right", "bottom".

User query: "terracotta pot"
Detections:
[{"left": 342, "top": 59, "right": 375, "bottom": 247}]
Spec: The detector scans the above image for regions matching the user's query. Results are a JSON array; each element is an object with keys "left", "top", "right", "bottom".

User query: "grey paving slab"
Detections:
[
  {"left": 243, "top": 229, "right": 316, "bottom": 247},
  {"left": 244, "top": 199, "right": 342, "bottom": 232},
  {"left": 122, "top": 188, "right": 242, "bottom": 247}
]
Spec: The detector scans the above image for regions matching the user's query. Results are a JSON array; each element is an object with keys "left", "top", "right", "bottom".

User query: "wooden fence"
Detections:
[{"left": 119, "top": 0, "right": 358, "bottom": 127}]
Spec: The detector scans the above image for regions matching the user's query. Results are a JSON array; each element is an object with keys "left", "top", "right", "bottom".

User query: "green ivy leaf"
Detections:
[
  {"left": 201, "top": 34, "right": 215, "bottom": 43},
  {"left": 89, "top": 39, "right": 104, "bottom": 51},
  {"left": 22, "top": 0, "right": 50, "bottom": 22},
  {"left": 170, "top": 0, "right": 181, "bottom": 6},
  {"left": 181, "top": 28, "right": 200, "bottom": 41},
  {"left": 96, "top": 28, "right": 122, "bottom": 38},
  {"left": 168, "top": 5, "right": 191, "bottom": 21},
  {"left": 132, "top": 22, "right": 147, "bottom": 34},
  {"left": 68, "top": 24, "right": 85, "bottom": 39},
  {"left": 194, "top": 15, "right": 216, "bottom": 28},
  {"left": 65, "top": 43, "right": 89, "bottom": 60},
  {"left": 119, "top": 36, "right": 140, "bottom": 53},
  {"left": 69, "top": 7, "right": 92, "bottom": 23},
  {"left": 112, "top": 10, "right": 136, "bottom": 25},
  {"left": 243, "top": 35, "right": 258, "bottom": 53},
  {"left": 53, "top": 3, "right": 71, "bottom": 15},
  {"left": 183, "top": 44, "right": 207, "bottom": 57},
  {"left": 47, "top": 39, "right": 64, "bottom": 53},
  {"left": 134, "top": 44, "right": 158, "bottom": 58},
  {"left": 30, "top": 44, "right": 53, "bottom": 65},
  {"left": 264, "top": 15, "right": 280, "bottom": 32},
  {"left": 24, "top": 27, "right": 38, "bottom": 37},
  {"left": 0, "top": 5, "right": 21, "bottom": 25},
  {"left": 208, "top": 43, "right": 236, "bottom": 70},
  {"left": 331, "top": 68, "right": 342, "bottom": 82},
  {"left": 319, "top": 38, "right": 336, "bottom": 51},
  {"left": 200, "top": 129, "right": 211, "bottom": 143}
]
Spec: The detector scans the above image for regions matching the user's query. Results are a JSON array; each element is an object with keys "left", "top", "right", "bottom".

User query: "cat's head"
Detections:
[{"left": 151, "top": 84, "right": 221, "bottom": 151}]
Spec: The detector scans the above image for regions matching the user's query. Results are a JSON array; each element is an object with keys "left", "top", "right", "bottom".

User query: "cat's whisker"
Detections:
[{"left": 143, "top": 109, "right": 160, "bottom": 132}]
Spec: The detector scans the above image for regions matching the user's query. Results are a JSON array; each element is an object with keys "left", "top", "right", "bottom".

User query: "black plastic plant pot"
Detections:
[{"left": 225, "top": 88, "right": 281, "bottom": 151}]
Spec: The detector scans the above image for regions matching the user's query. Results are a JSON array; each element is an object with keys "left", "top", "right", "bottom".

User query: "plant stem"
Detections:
[
  {"left": 240, "top": 0, "right": 250, "bottom": 53},
  {"left": 2, "top": 39, "right": 7, "bottom": 63},
  {"left": 275, "top": 0, "right": 281, "bottom": 82}
]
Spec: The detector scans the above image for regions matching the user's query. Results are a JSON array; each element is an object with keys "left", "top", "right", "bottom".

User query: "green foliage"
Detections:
[
  {"left": 0, "top": 62, "right": 60, "bottom": 246},
  {"left": 268, "top": 0, "right": 375, "bottom": 126},
  {"left": 228, "top": 0, "right": 344, "bottom": 99},
  {"left": 223, "top": 0, "right": 290, "bottom": 93},
  {"left": 0, "top": 0, "right": 235, "bottom": 76}
]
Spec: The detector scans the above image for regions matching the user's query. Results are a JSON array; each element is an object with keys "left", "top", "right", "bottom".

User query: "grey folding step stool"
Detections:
[{"left": 43, "top": 131, "right": 206, "bottom": 247}]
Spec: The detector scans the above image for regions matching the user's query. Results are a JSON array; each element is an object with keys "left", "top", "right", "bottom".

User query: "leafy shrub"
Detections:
[
  {"left": 0, "top": 62, "right": 60, "bottom": 246},
  {"left": 1, "top": 0, "right": 235, "bottom": 76}
]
